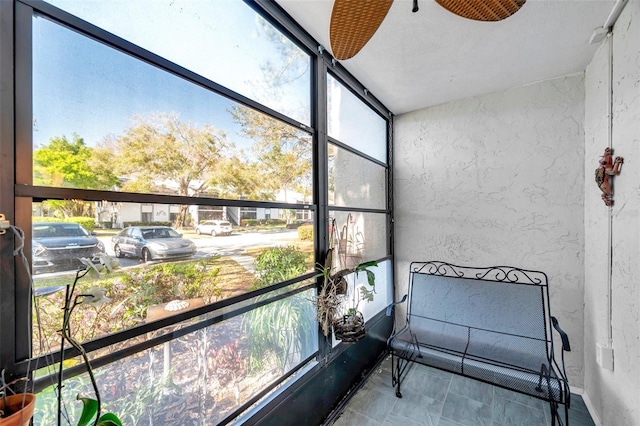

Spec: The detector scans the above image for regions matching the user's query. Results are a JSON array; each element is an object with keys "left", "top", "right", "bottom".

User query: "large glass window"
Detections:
[
  {"left": 2, "top": 0, "right": 391, "bottom": 424},
  {"left": 34, "top": 288, "right": 318, "bottom": 425},
  {"left": 31, "top": 200, "right": 315, "bottom": 356},
  {"left": 44, "top": 0, "right": 311, "bottom": 125},
  {"left": 33, "top": 16, "right": 312, "bottom": 205}
]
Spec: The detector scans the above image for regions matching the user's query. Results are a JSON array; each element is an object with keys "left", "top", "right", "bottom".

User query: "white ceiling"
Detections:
[{"left": 276, "top": 0, "right": 617, "bottom": 115}]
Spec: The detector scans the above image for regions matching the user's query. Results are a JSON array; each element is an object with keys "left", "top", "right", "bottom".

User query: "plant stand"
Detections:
[{"left": 333, "top": 312, "right": 365, "bottom": 343}]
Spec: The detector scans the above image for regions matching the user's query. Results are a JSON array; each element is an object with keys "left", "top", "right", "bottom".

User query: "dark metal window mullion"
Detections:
[
  {"left": 314, "top": 48, "right": 332, "bottom": 365},
  {"left": 17, "top": 185, "right": 316, "bottom": 212},
  {"left": 0, "top": 0, "right": 18, "bottom": 375},
  {"left": 387, "top": 114, "right": 395, "bottom": 279},
  {"left": 327, "top": 136, "right": 388, "bottom": 169},
  {"left": 12, "top": 0, "right": 34, "bottom": 367}
]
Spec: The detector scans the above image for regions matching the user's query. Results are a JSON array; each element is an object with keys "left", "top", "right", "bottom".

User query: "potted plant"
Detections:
[
  {"left": 332, "top": 283, "right": 375, "bottom": 343},
  {"left": 3, "top": 254, "right": 123, "bottom": 426},
  {"left": 313, "top": 253, "right": 377, "bottom": 343},
  {"left": 55, "top": 254, "right": 124, "bottom": 426},
  {"left": 0, "top": 380, "right": 36, "bottom": 426}
]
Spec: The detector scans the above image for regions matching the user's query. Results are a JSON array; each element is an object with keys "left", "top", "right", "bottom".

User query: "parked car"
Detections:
[
  {"left": 32, "top": 222, "right": 105, "bottom": 274},
  {"left": 195, "top": 220, "right": 232, "bottom": 236},
  {"left": 112, "top": 226, "right": 196, "bottom": 262}
]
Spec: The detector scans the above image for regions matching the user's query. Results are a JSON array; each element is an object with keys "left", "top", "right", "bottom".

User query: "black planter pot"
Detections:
[{"left": 333, "top": 311, "right": 365, "bottom": 343}]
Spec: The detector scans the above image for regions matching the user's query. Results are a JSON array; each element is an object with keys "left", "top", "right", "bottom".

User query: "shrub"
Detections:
[
  {"left": 252, "top": 245, "right": 307, "bottom": 290},
  {"left": 118, "top": 258, "right": 222, "bottom": 310},
  {"left": 31, "top": 257, "right": 223, "bottom": 357},
  {"left": 66, "top": 216, "right": 96, "bottom": 232},
  {"left": 31, "top": 216, "right": 96, "bottom": 231},
  {"left": 243, "top": 292, "right": 316, "bottom": 373},
  {"left": 266, "top": 218, "right": 286, "bottom": 226},
  {"left": 32, "top": 216, "right": 62, "bottom": 223},
  {"left": 297, "top": 224, "right": 313, "bottom": 241},
  {"left": 286, "top": 220, "right": 311, "bottom": 229},
  {"left": 243, "top": 219, "right": 259, "bottom": 227}
]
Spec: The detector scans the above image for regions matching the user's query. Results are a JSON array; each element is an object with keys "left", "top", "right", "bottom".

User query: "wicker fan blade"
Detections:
[
  {"left": 330, "top": 0, "right": 394, "bottom": 60},
  {"left": 436, "top": 0, "right": 526, "bottom": 21}
]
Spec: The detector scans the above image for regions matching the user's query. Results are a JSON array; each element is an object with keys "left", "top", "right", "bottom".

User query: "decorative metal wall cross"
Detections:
[{"left": 595, "top": 147, "right": 623, "bottom": 206}]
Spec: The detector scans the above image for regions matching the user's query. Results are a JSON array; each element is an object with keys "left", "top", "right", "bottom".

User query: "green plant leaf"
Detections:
[
  {"left": 355, "top": 260, "right": 378, "bottom": 271},
  {"left": 76, "top": 395, "right": 98, "bottom": 426},
  {"left": 97, "top": 412, "right": 123, "bottom": 426},
  {"left": 365, "top": 270, "right": 375, "bottom": 287}
]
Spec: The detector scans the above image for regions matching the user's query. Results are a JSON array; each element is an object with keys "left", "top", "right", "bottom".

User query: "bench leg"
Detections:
[
  {"left": 395, "top": 357, "right": 403, "bottom": 398},
  {"left": 411, "top": 331, "right": 422, "bottom": 358},
  {"left": 538, "top": 364, "right": 569, "bottom": 426},
  {"left": 391, "top": 352, "right": 407, "bottom": 398},
  {"left": 548, "top": 400, "right": 570, "bottom": 426}
]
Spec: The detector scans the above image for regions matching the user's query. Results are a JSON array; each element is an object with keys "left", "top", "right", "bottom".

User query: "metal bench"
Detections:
[{"left": 387, "top": 261, "right": 572, "bottom": 425}]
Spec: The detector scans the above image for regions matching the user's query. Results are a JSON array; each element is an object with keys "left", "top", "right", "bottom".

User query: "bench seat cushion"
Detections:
[
  {"left": 391, "top": 328, "right": 464, "bottom": 374},
  {"left": 390, "top": 322, "right": 565, "bottom": 403},
  {"left": 463, "top": 358, "right": 564, "bottom": 402}
]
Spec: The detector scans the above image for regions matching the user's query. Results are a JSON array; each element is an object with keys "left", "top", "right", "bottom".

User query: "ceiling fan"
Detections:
[{"left": 329, "top": 0, "right": 526, "bottom": 60}]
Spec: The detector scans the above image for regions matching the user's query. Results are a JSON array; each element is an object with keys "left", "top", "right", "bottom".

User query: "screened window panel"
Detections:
[
  {"left": 329, "top": 211, "right": 388, "bottom": 271},
  {"left": 43, "top": 0, "right": 311, "bottom": 125},
  {"left": 33, "top": 288, "right": 318, "bottom": 424},
  {"left": 359, "top": 259, "right": 392, "bottom": 321},
  {"left": 31, "top": 200, "right": 315, "bottom": 356},
  {"left": 331, "top": 259, "right": 392, "bottom": 322},
  {"left": 329, "top": 143, "right": 386, "bottom": 209},
  {"left": 32, "top": 15, "right": 312, "bottom": 204},
  {"left": 327, "top": 74, "right": 387, "bottom": 163}
]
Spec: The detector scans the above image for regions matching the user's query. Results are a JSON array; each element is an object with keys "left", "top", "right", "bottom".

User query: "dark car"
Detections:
[
  {"left": 112, "top": 226, "right": 196, "bottom": 262},
  {"left": 32, "top": 222, "right": 105, "bottom": 274}
]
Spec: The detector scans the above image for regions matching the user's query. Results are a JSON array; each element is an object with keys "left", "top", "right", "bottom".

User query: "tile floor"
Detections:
[{"left": 331, "top": 356, "right": 595, "bottom": 426}]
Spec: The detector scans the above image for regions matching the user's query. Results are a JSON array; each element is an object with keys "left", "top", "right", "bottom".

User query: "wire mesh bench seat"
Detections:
[{"left": 387, "top": 261, "right": 572, "bottom": 426}]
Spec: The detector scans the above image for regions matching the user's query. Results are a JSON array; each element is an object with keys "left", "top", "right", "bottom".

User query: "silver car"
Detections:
[
  {"left": 195, "top": 220, "right": 232, "bottom": 236},
  {"left": 112, "top": 226, "right": 196, "bottom": 262}
]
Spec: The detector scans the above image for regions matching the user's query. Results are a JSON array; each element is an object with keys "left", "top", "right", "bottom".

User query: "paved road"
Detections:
[
  {"left": 100, "top": 230, "right": 300, "bottom": 268},
  {"left": 33, "top": 230, "right": 301, "bottom": 279}
]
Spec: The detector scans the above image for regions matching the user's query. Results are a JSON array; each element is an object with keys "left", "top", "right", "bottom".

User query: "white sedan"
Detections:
[{"left": 195, "top": 220, "right": 233, "bottom": 236}]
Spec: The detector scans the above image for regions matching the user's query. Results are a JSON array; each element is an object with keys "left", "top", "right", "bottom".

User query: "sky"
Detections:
[{"left": 33, "top": 0, "right": 311, "bottom": 150}]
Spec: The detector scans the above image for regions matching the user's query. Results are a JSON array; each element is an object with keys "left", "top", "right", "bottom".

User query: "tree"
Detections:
[
  {"left": 103, "top": 113, "right": 228, "bottom": 227},
  {"left": 210, "top": 155, "right": 276, "bottom": 201},
  {"left": 231, "top": 106, "right": 312, "bottom": 210},
  {"left": 249, "top": 18, "right": 310, "bottom": 124},
  {"left": 33, "top": 134, "right": 119, "bottom": 217}
]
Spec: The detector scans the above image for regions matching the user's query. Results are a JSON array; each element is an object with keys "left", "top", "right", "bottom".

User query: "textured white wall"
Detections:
[
  {"left": 394, "top": 75, "right": 586, "bottom": 387},
  {"left": 584, "top": 1, "right": 640, "bottom": 424}
]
